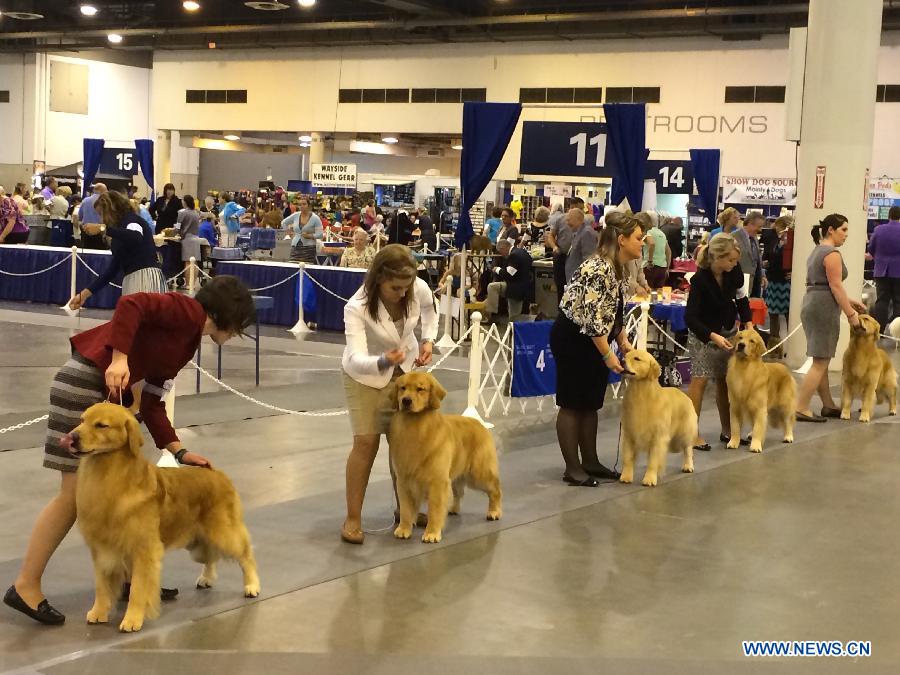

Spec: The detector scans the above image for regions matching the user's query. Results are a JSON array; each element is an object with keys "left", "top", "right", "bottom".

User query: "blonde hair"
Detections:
[
  {"left": 533, "top": 206, "right": 551, "bottom": 224},
  {"left": 716, "top": 207, "right": 739, "bottom": 228},
  {"left": 633, "top": 212, "right": 652, "bottom": 232},
  {"left": 362, "top": 244, "right": 418, "bottom": 322},
  {"left": 773, "top": 215, "right": 794, "bottom": 234},
  {"left": 598, "top": 212, "right": 643, "bottom": 279},
  {"left": 696, "top": 232, "right": 741, "bottom": 269}
]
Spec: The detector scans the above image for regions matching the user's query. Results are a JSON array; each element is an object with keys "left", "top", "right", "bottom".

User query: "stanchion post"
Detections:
[
  {"left": 458, "top": 245, "right": 468, "bottom": 339},
  {"left": 637, "top": 301, "right": 650, "bottom": 350},
  {"left": 70, "top": 245, "right": 78, "bottom": 301},
  {"left": 289, "top": 262, "right": 312, "bottom": 336},
  {"left": 435, "top": 289, "right": 456, "bottom": 351},
  {"left": 461, "top": 311, "right": 493, "bottom": 429},
  {"left": 188, "top": 256, "right": 196, "bottom": 293}
]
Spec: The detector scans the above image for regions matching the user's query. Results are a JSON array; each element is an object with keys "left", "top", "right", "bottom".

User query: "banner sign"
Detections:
[
  {"left": 867, "top": 176, "right": 900, "bottom": 219},
  {"left": 511, "top": 321, "right": 556, "bottom": 398},
  {"left": 645, "top": 159, "right": 694, "bottom": 195},
  {"left": 311, "top": 163, "right": 357, "bottom": 189},
  {"left": 99, "top": 148, "right": 137, "bottom": 177},
  {"left": 721, "top": 176, "right": 797, "bottom": 205},
  {"left": 520, "top": 121, "right": 613, "bottom": 179}
]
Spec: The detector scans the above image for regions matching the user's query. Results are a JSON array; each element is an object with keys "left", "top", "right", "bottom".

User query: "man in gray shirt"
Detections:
[
  {"left": 564, "top": 207, "right": 599, "bottom": 282},
  {"left": 728, "top": 211, "right": 765, "bottom": 297}
]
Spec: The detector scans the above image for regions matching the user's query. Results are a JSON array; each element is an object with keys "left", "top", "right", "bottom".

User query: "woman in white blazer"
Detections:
[{"left": 341, "top": 244, "right": 438, "bottom": 544}]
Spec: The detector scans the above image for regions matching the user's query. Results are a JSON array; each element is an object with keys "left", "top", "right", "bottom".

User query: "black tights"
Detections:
[{"left": 556, "top": 407, "right": 609, "bottom": 481}]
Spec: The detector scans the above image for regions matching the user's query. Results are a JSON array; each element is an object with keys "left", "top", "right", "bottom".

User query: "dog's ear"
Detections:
[
  {"left": 125, "top": 413, "right": 143, "bottom": 456},
  {"left": 427, "top": 375, "right": 447, "bottom": 410},
  {"left": 649, "top": 357, "right": 662, "bottom": 381},
  {"left": 386, "top": 380, "right": 400, "bottom": 409}
]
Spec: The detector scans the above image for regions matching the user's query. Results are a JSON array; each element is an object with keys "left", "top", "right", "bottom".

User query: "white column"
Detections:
[
  {"left": 156, "top": 129, "right": 172, "bottom": 191},
  {"left": 309, "top": 133, "right": 326, "bottom": 169},
  {"left": 786, "top": 0, "right": 882, "bottom": 367}
]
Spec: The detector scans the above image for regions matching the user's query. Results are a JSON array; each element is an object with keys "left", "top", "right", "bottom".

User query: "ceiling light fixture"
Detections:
[
  {"left": 80, "top": 4, "right": 99, "bottom": 16},
  {"left": 381, "top": 136, "right": 399, "bottom": 144},
  {"left": 298, "top": 134, "right": 312, "bottom": 142},
  {"left": 298, "top": 0, "right": 317, "bottom": 8},
  {"left": 451, "top": 143, "right": 463, "bottom": 150},
  {"left": 183, "top": 1, "right": 201, "bottom": 11},
  {"left": 107, "top": 33, "right": 123, "bottom": 44},
  {"left": 299, "top": 142, "right": 311, "bottom": 148},
  {"left": 224, "top": 133, "right": 241, "bottom": 141}
]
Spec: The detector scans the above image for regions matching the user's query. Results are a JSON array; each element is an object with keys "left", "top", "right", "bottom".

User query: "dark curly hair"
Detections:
[{"left": 194, "top": 275, "right": 255, "bottom": 336}]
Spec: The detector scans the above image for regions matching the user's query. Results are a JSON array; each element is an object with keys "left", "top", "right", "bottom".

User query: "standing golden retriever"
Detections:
[
  {"left": 620, "top": 350, "right": 697, "bottom": 486},
  {"left": 69, "top": 402, "right": 260, "bottom": 633},
  {"left": 841, "top": 314, "right": 898, "bottom": 422},
  {"left": 388, "top": 372, "right": 502, "bottom": 543},
  {"left": 726, "top": 329, "right": 796, "bottom": 453}
]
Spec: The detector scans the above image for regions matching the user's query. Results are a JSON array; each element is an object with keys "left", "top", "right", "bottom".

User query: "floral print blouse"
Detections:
[
  {"left": 559, "top": 255, "right": 629, "bottom": 337},
  {"left": 339, "top": 245, "right": 375, "bottom": 269}
]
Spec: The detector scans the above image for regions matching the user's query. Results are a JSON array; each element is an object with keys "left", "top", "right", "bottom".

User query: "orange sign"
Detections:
[{"left": 814, "top": 165, "right": 826, "bottom": 209}]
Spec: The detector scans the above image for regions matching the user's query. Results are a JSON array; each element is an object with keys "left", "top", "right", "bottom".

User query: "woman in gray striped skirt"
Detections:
[{"left": 67, "top": 190, "right": 167, "bottom": 310}]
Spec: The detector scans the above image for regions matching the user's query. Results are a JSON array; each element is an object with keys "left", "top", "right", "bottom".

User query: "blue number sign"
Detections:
[
  {"left": 645, "top": 159, "right": 694, "bottom": 195},
  {"left": 519, "top": 121, "right": 614, "bottom": 179},
  {"left": 99, "top": 148, "right": 138, "bottom": 177},
  {"left": 511, "top": 321, "right": 556, "bottom": 397}
]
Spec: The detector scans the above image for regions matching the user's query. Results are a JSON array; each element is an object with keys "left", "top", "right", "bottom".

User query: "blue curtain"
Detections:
[
  {"left": 456, "top": 102, "right": 522, "bottom": 248},
  {"left": 689, "top": 149, "right": 721, "bottom": 222},
  {"left": 603, "top": 103, "right": 647, "bottom": 211},
  {"left": 82, "top": 138, "right": 105, "bottom": 198},
  {"left": 134, "top": 139, "right": 155, "bottom": 201}
]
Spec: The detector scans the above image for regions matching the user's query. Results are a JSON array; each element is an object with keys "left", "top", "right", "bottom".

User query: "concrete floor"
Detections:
[{"left": 0, "top": 303, "right": 898, "bottom": 674}]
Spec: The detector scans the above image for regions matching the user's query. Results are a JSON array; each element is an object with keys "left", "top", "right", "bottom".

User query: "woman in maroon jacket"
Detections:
[{"left": 4, "top": 276, "right": 255, "bottom": 625}]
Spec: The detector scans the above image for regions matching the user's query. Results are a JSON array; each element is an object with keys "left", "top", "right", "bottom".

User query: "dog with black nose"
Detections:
[{"left": 388, "top": 372, "right": 502, "bottom": 544}]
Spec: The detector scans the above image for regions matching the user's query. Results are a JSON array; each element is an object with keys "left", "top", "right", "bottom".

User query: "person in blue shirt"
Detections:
[
  {"left": 219, "top": 193, "right": 246, "bottom": 248},
  {"left": 281, "top": 196, "right": 323, "bottom": 263},
  {"left": 709, "top": 206, "right": 739, "bottom": 238},
  {"left": 136, "top": 199, "right": 154, "bottom": 229},
  {"left": 77, "top": 183, "right": 108, "bottom": 250},
  {"left": 483, "top": 207, "right": 502, "bottom": 244},
  {"left": 199, "top": 195, "right": 219, "bottom": 247}
]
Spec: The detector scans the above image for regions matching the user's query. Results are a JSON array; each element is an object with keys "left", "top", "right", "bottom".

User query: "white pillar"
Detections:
[
  {"left": 309, "top": 133, "right": 326, "bottom": 168},
  {"left": 156, "top": 129, "right": 172, "bottom": 192},
  {"left": 462, "top": 312, "right": 493, "bottom": 429},
  {"left": 786, "top": 0, "right": 882, "bottom": 367}
]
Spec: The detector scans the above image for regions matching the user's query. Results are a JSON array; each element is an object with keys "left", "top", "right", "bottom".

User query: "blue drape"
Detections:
[
  {"left": 603, "top": 103, "right": 647, "bottom": 211},
  {"left": 457, "top": 102, "right": 522, "bottom": 248},
  {"left": 689, "top": 149, "right": 721, "bottom": 222},
  {"left": 134, "top": 139, "right": 155, "bottom": 201},
  {"left": 82, "top": 138, "right": 105, "bottom": 198}
]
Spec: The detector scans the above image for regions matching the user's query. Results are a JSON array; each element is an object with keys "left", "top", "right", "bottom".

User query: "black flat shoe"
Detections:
[
  {"left": 584, "top": 465, "right": 621, "bottom": 480},
  {"left": 796, "top": 411, "right": 827, "bottom": 423},
  {"left": 562, "top": 474, "right": 600, "bottom": 487},
  {"left": 393, "top": 510, "right": 429, "bottom": 528},
  {"left": 820, "top": 407, "right": 842, "bottom": 419},
  {"left": 120, "top": 583, "right": 179, "bottom": 602},
  {"left": 720, "top": 433, "right": 750, "bottom": 447},
  {"left": 693, "top": 442, "right": 712, "bottom": 451},
  {"left": 4, "top": 585, "right": 65, "bottom": 625}
]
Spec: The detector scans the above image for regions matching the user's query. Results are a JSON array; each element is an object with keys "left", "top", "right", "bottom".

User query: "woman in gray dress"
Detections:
[
  {"left": 796, "top": 214, "right": 866, "bottom": 422},
  {"left": 176, "top": 194, "right": 203, "bottom": 285}
]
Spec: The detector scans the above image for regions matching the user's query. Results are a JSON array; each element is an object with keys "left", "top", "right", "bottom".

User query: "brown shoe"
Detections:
[{"left": 340, "top": 523, "right": 364, "bottom": 545}]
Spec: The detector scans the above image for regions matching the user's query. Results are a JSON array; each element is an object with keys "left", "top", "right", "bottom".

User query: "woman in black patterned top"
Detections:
[{"left": 550, "top": 214, "right": 645, "bottom": 487}]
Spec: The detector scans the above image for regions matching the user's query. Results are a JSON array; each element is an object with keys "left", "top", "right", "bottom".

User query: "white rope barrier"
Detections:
[
  {"left": 647, "top": 315, "right": 689, "bottom": 353},
  {"left": 75, "top": 254, "right": 123, "bottom": 289},
  {"left": 426, "top": 324, "right": 475, "bottom": 372},
  {"left": 762, "top": 324, "right": 803, "bottom": 356},
  {"left": 303, "top": 269, "right": 352, "bottom": 302},
  {"left": 246, "top": 270, "right": 301, "bottom": 293},
  {"left": 0, "top": 253, "right": 73, "bottom": 277},
  {"left": 0, "top": 414, "right": 49, "bottom": 434}
]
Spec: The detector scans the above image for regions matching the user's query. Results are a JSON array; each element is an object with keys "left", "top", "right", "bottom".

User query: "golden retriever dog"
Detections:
[
  {"left": 620, "top": 350, "right": 697, "bottom": 486},
  {"left": 69, "top": 402, "right": 259, "bottom": 633},
  {"left": 388, "top": 372, "right": 502, "bottom": 544},
  {"left": 841, "top": 314, "right": 898, "bottom": 422},
  {"left": 726, "top": 329, "right": 796, "bottom": 453}
]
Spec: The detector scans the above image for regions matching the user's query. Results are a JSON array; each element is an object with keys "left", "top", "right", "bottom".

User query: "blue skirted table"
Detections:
[
  {"left": 215, "top": 260, "right": 365, "bottom": 331},
  {"left": 0, "top": 244, "right": 121, "bottom": 309},
  {"left": 626, "top": 300, "right": 688, "bottom": 333}
]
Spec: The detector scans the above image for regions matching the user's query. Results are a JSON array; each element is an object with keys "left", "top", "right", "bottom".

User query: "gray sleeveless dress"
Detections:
[{"left": 800, "top": 244, "right": 847, "bottom": 358}]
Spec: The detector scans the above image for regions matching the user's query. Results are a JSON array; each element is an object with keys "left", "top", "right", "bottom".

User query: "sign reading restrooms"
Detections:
[{"left": 311, "top": 163, "right": 357, "bottom": 189}]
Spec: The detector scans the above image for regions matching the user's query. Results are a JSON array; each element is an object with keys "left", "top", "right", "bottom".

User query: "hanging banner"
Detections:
[
  {"left": 721, "top": 176, "right": 797, "bottom": 205},
  {"left": 511, "top": 321, "right": 556, "bottom": 398},
  {"left": 520, "top": 121, "right": 613, "bottom": 178},
  {"left": 311, "top": 163, "right": 357, "bottom": 189},
  {"left": 866, "top": 176, "right": 900, "bottom": 219}
]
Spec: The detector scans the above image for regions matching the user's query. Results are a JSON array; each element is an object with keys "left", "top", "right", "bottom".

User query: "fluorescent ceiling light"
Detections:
[
  {"left": 107, "top": 33, "right": 123, "bottom": 43},
  {"left": 381, "top": 136, "right": 399, "bottom": 144},
  {"left": 224, "top": 133, "right": 240, "bottom": 141},
  {"left": 299, "top": 142, "right": 311, "bottom": 148},
  {"left": 183, "top": 1, "right": 201, "bottom": 11},
  {"left": 298, "top": 134, "right": 312, "bottom": 142},
  {"left": 298, "top": 0, "right": 317, "bottom": 7},
  {"left": 80, "top": 5, "right": 99, "bottom": 16},
  {"left": 452, "top": 144, "right": 463, "bottom": 150}
]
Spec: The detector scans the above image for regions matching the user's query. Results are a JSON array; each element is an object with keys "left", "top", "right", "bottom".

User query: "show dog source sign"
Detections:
[
  {"left": 722, "top": 176, "right": 797, "bottom": 206},
  {"left": 814, "top": 166, "right": 826, "bottom": 209},
  {"left": 311, "top": 163, "right": 357, "bottom": 189}
]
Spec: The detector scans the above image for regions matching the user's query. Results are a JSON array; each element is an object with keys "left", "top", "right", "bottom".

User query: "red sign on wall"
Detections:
[{"left": 814, "top": 165, "right": 826, "bottom": 209}]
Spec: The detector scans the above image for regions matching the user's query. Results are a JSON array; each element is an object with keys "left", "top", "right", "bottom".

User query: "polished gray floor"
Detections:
[{"left": 0, "top": 304, "right": 898, "bottom": 674}]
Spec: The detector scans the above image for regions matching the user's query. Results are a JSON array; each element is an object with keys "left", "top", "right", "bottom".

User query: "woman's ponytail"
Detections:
[{"left": 811, "top": 213, "right": 848, "bottom": 245}]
